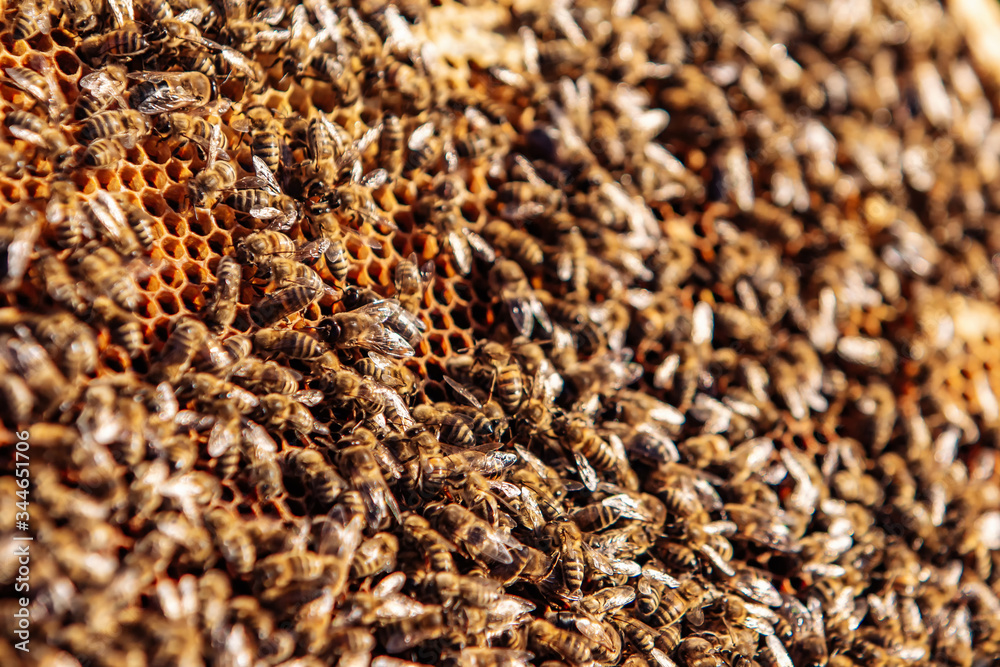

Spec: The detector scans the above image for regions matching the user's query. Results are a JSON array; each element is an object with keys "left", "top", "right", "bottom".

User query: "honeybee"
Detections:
[
  {"left": 236, "top": 230, "right": 327, "bottom": 267},
  {"left": 351, "top": 532, "right": 399, "bottom": 578},
  {"left": 5, "top": 110, "right": 75, "bottom": 168},
  {"left": 571, "top": 493, "right": 655, "bottom": 532},
  {"left": 224, "top": 156, "right": 299, "bottom": 230},
  {"left": 249, "top": 283, "right": 323, "bottom": 327},
  {"left": 150, "top": 317, "right": 209, "bottom": 383},
  {"left": 429, "top": 503, "right": 522, "bottom": 565},
  {"left": 11, "top": 0, "right": 52, "bottom": 40},
  {"left": 202, "top": 256, "right": 241, "bottom": 331},
  {"left": 128, "top": 71, "right": 216, "bottom": 114},
  {"left": 232, "top": 105, "right": 285, "bottom": 174},
  {"left": 76, "top": 65, "right": 129, "bottom": 118},
  {"left": 82, "top": 137, "right": 127, "bottom": 169},
  {"left": 400, "top": 119, "right": 438, "bottom": 176},
  {"left": 154, "top": 113, "right": 229, "bottom": 160},
  {"left": 42, "top": 179, "right": 87, "bottom": 249},
  {"left": 400, "top": 512, "right": 458, "bottom": 572},
  {"left": 338, "top": 444, "right": 401, "bottom": 530},
  {"left": 317, "top": 300, "right": 416, "bottom": 358},
  {"left": 529, "top": 619, "right": 593, "bottom": 665},
  {"left": 340, "top": 286, "right": 426, "bottom": 347},
  {"left": 675, "top": 637, "right": 723, "bottom": 667},
  {"left": 256, "top": 392, "right": 329, "bottom": 435},
  {"left": 80, "top": 25, "right": 151, "bottom": 61},
  {"left": 253, "top": 328, "right": 328, "bottom": 359},
  {"left": 206, "top": 507, "right": 256, "bottom": 575},
  {"left": 231, "top": 358, "right": 302, "bottom": 394},
  {"left": 489, "top": 260, "right": 553, "bottom": 340},
  {"left": 394, "top": 252, "right": 433, "bottom": 315},
  {"left": 380, "top": 112, "right": 405, "bottom": 178},
  {"left": 355, "top": 352, "right": 419, "bottom": 395},
  {"left": 284, "top": 447, "right": 347, "bottom": 508},
  {"left": 482, "top": 220, "right": 545, "bottom": 269},
  {"left": 33, "top": 313, "right": 98, "bottom": 381},
  {"left": 318, "top": 365, "right": 414, "bottom": 430},
  {"left": 412, "top": 404, "right": 476, "bottom": 449},
  {"left": 90, "top": 296, "right": 143, "bottom": 354},
  {"left": 87, "top": 191, "right": 144, "bottom": 257},
  {"left": 414, "top": 570, "right": 504, "bottom": 609},
  {"left": 0, "top": 141, "right": 25, "bottom": 177},
  {"left": 641, "top": 579, "right": 705, "bottom": 628},
  {"left": 80, "top": 109, "right": 148, "bottom": 146},
  {"left": 498, "top": 156, "right": 564, "bottom": 221},
  {"left": 75, "top": 245, "right": 142, "bottom": 309},
  {"left": 256, "top": 506, "right": 363, "bottom": 595},
  {"left": 6, "top": 57, "right": 67, "bottom": 120},
  {"left": 118, "top": 197, "right": 160, "bottom": 250},
  {"left": 552, "top": 414, "right": 628, "bottom": 491},
  {"left": 375, "top": 57, "right": 431, "bottom": 114}
]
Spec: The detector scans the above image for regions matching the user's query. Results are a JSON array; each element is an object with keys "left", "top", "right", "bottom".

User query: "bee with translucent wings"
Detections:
[
  {"left": 318, "top": 125, "right": 398, "bottom": 234},
  {"left": 6, "top": 55, "right": 67, "bottom": 121},
  {"left": 489, "top": 260, "right": 553, "bottom": 340},
  {"left": 127, "top": 71, "right": 222, "bottom": 115},
  {"left": 317, "top": 300, "right": 415, "bottom": 358},
  {"left": 225, "top": 155, "right": 299, "bottom": 230}
]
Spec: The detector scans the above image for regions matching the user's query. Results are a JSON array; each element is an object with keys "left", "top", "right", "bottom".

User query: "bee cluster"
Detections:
[{"left": 3, "top": 0, "right": 1000, "bottom": 665}]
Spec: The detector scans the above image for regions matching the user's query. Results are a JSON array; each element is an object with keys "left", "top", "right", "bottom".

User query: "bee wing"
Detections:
[
  {"left": 356, "top": 123, "right": 383, "bottom": 153},
  {"left": 90, "top": 190, "right": 131, "bottom": 246},
  {"left": 295, "top": 238, "right": 332, "bottom": 263},
  {"left": 233, "top": 176, "right": 267, "bottom": 189},
  {"left": 505, "top": 295, "right": 533, "bottom": 339},
  {"left": 641, "top": 565, "right": 680, "bottom": 587},
  {"left": 357, "top": 326, "right": 415, "bottom": 358},
  {"left": 293, "top": 389, "right": 325, "bottom": 406},
  {"left": 444, "top": 376, "right": 482, "bottom": 408},
  {"left": 601, "top": 494, "right": 653, "bottom": 521},
  {"left": 380, "top": 387, "right": 414, "bottom": 430},
  {"left": 447, "top": 230, "right": 472, "bottom": 275},
  {"left": 571, "top": 450, "right": 599, "bottom": 492},
  {"left": 586, "top": 586, "right": 636, "bottom": 614},
  {"left": 582, "top": 544, "right": 616, "bottom": 576},
  {"left": 408, "top": 121, "right": 435, "bottom": 150},
  {"left": 253, "top": 155, "right": 282, "bottom": 195},
  {"left": 304, "top": 0, "right": 343, "bottom": 46},
  {"left": 207, "top": 418, "right": 238, "bottom": 457},
  {"left": 349, "top": 299, "right": 399, "bottom": 322},
  {"left": 574, "top": 616, "right": 617, "bottom": 650},
  {"left": 477, "top": 533, "right": 515, "bottom": 565},
  {"left": 513, "top": 154, "right": 545, "bottom": 187},
  {"left": 174, "top": 7, "right": 206, "bottom": 22},
  {"left": 392, "top": 306, "right": 427, "bottom": 334},
  {"left": 7, "top": 125, "right": 45, "bottom": 148},
  {"left": 230, "top": 117, "right": 252, "bottom": 133},
  {"left": 361, "top": 168, "right": 389, "bottom": 190},
  {"left": 463, "top": 228, "right": 496, "bottom": 263},
  {"left": 188, "top": 134, "right": 231, "bottom": 163},
  {"left": 528, "top": 293, "right": 553, "bottom": 335},
  {"left": 5, "top": 68, "right": 46, "bottom": 103},
  {"left": 133, "top": 85, "right": 203, "bottom": 114},
  {"left": 206, "top": 123, "right": 226, "bottom": 169},
  {"left": 319, "top": 505, "right": 365, "bottom": 557},
  {"left": 366, "top": 350, "right": 396, "bottom": 370},
  {"left": 108, "top": 0, "right": 135, "bottom": 28},
  {"left": 242, "top": 419, "right": 278, "bottom": 453}
]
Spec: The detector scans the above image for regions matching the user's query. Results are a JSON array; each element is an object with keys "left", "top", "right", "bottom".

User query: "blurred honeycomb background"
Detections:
[{"left": 2, "top": 0, "right": 1000, "bottom": 666}]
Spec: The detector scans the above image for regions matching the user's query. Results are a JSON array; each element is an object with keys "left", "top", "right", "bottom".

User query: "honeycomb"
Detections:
[{"left": 1, "top": 0, "right": 1000, "bottom": 666}]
